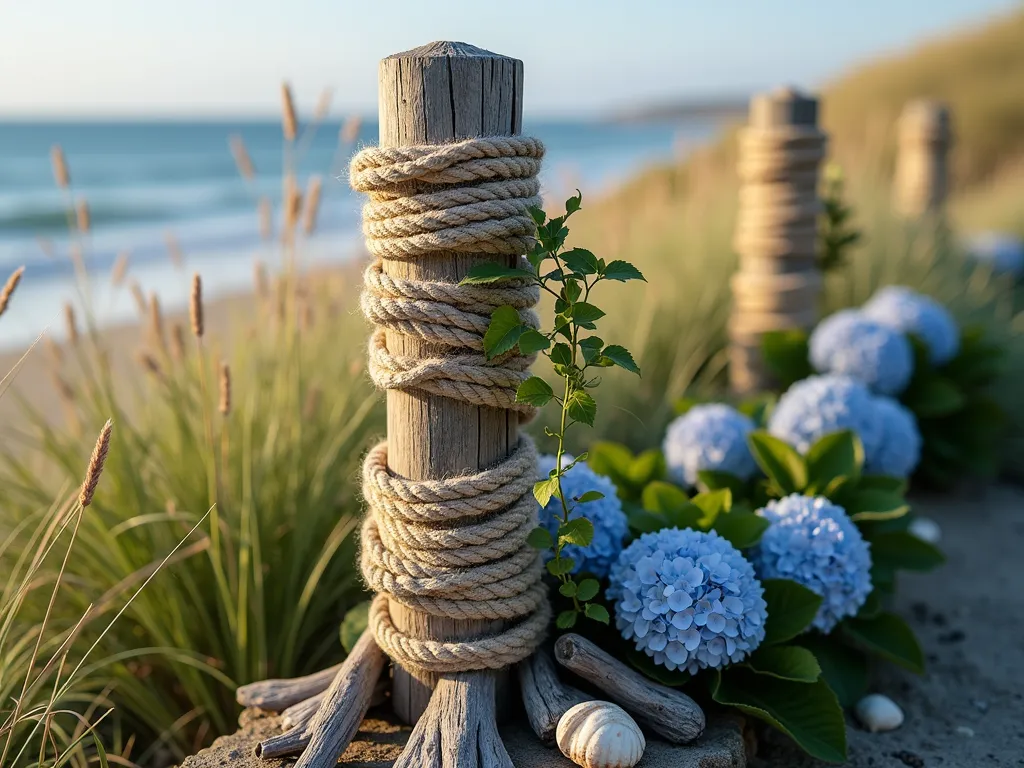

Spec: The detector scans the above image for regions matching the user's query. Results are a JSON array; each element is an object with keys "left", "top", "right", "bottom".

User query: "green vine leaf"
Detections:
[
  {"left": 567, "top": 390, "right": 597, "bottom": 426},
  {"left": 602, "top": 260, "right": 646, "bottom": 282},
  {"left": 533, "top": 478, "right": 559, "bottom": 508},
  {"left": 575, "top": 578, "right": 600, "bottom": 602},
  {"left": 518, "top": 329, "right": 550, "bottom": 355},
  {"left": 569, "top": 302, "right": 605, "bottom": 328},
  {"left": 556, "top": 610, "right": 578, "bottom": 629},
  {"left": 547, "top": 557, "right": 576, "bottom": 577},
  {"left": 561, "top": 248, "right": 600, "bottom": 276},
  {"left": 558, "top": 518, "right": 595, "bottom": 547},
  {"left": 459, "top": 263, "right": 536, "bottom": 285},
  {"left": 482, "top": 305, "right": 524, "bottom": 360},
  {"left": 516, "top": 376, "right": 554, "bottom": 407},
  {"left": 526, "top": 526, "right": 553, "bottom": 550},
  {"left": 584, "top": 603, "right": 610, "bottom": 624},
  {"left": 576, "top": 490, "right": 605, "bottom": 504},
  {"left": 602, "top": 344, "right": 640, "bottom": 375}
]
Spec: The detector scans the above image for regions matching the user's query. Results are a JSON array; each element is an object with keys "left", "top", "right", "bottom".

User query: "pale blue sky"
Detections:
[{"left": 1, "top": 0, "right": 1019, "bottom": 117}]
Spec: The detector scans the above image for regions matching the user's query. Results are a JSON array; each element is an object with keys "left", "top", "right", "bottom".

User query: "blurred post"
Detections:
[
  {"left": 729, "top": 87, "right": 827, "bottom": 396},
  {"left": 893, "top": 100, "right": 952, "bottom": 219},
  {"left": 376, "top": 41, "right": 523, "bottom": 724}
]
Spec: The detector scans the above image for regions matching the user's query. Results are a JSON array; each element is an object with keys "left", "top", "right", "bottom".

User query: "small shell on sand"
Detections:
[
  {"left": 909, "top": 516, "right": 942, "bottom": 544},
  {"left": 855, "top": 694, "right": 904, "bottom": 732}
]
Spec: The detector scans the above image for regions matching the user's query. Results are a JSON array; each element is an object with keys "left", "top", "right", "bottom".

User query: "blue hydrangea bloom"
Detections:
[
  {"left": 607, "top": 528, "right": 767, "bottom": 674},
  {"left": 809, "top": 309, "right": 914, "bottom": 395},
  {"left": 964, "top": 231, "right": 1024, "bottom": 278},
  {"left": 866, "top": 397, "right": 922, "bottom": 478},
  {"left": 863, "top": 286, "right": 960, "bottom": 366},
  {"left": 537, "top": 456, "right": 627, "bottom": 578},
  {"left": 662, "top": 404, "right": 758, "bottom": 487},
  {"left": 750, "top": 494, "right": 872, "bottom": 633},
  {"left": 768, "top": 375, "right": 884, "bottom": 458}
]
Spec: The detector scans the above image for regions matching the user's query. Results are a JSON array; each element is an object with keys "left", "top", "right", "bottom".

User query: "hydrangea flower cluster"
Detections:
[
  {"left": 662, "top": 404, "right": 759, "bottom": 487},
  {"left": 768, "top": 374, "right": 884, "bottom": 458},
  {"left": 608, "top": 528, "right": 767, "bottom": 674},
  {"left": 866, "top": 397, "right": 922, "bottom": 478},
  {"left": 750, "top": 494, "right": 872, "bottom": 633},
  {"left": 537, "top": 455, "right": 627, "bottom": 578},
  {"left": 863, "top": 286, "right": 960, "bottom": 366},
  {"left": 809, "top": 309, "right": 914, "bottom": 395}
]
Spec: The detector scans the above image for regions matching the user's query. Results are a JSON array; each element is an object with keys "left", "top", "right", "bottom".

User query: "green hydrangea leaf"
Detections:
[
  {"left": 846, "top": 489, "right": 909, "bottom": 522},
  {"left": 795, "top": 635, "right": 869, "bottom": 707},
  {"left": 711, "top": 668, "right": 846, "bottom": 763},
  {"left": 748, "top": 431, "right": 808, "bottom": 495},
  {"left": 866, "top": 531, "right": 945, "bottom": 572},
  {"left": 712, "top": 508, "right": 770, "bottom": 549},
  {"left": 805, "top": 430, "right": 862, "bottom": 492},
  {"left": 761, "top": 578, "right": 823, "bottom": 646},
  {"left": 840, "top": 612, "right": 924, "bottom": 674},
  {"left": 746, "top": 645, "right": 822, "bottom": 683},
  {"left": 761, "top": 330, "right": 813, "bottom": 388}
]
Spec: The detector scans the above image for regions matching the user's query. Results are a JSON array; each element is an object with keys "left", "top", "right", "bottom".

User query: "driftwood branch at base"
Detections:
[
  {"left": 236, "top": 663, "right": 342, "bottom": 710},
  {"left": 554, "top": 634, "right": 705, "bottom": 744},
  {"left": 393, "top": 671, "right": 512, "bottom": 768},
  {"left": 518, "top": 648, "right": 589, "bottom": 746},
  {"left": 253, "top": 629, "right": 385, "bottom": 763},
  {"left": 280, "top": 677, "right": 390, "bottom": 731}
]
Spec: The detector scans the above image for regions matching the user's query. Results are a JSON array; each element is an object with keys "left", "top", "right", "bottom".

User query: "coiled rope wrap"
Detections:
[{"left": 351, "top": 136, "right": 550, "bottom": 674}]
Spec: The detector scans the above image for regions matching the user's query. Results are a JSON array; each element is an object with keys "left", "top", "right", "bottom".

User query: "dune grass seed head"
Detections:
[
  {"left": 190, "top": 273, "right": 204, "bottom": 339},
  {"left": 0, "top": 266, "right": 25, "bottom": 318},
  {"left": 218, "top": 361, "right": 231, "bottom": 416},
  {"left": 281, "top": 82, "right": 298, "bottom": 142},
  {"left": 79, "top": 419, "right": 113, "bottom": 507},
  {"left": 111, "top": 251, "right": 130, "bottom": 287},
  {"left": 64, "top": 302, "right": 79, "bottom": 345},
  {"left": 302, "top": 175, "right": 323, "bottom": 235},
  {"left": 229, "top": 134, "right": 256, "bottom": 180},
  {"left": 51, "top": 145, "right": 70, "bottom": 188}
]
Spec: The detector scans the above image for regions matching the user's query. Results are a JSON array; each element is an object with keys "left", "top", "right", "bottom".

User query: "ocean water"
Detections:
[{"left": 0, "top": 118, "right": 720, "bottom": 350}]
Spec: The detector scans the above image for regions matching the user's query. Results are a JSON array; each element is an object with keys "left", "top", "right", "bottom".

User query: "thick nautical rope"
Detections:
[{"left": 351, "top": 136, "right": 550, "bottom": 674}]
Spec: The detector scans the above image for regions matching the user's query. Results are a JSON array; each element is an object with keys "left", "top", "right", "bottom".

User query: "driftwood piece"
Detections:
[
  {"left": 554, "top": 634, "right": 705, "bottom": 745},
  {"left": 236, "top": 663, "right": 341, "bottom": 710},
  {"left": 280, "top": 677, "right": 389, "bottom": 730},
  {"left": 518, "top": 648, "right": 589, "bottom": 746},
  {"left": 377, "top": 40, "right": 525, "bottom": 724},
  {"left": 254, "top": 629, "right": 385, "bottom": 763},
  {"left": 394, "top": 671, "right": 511, "bottom": 768}
]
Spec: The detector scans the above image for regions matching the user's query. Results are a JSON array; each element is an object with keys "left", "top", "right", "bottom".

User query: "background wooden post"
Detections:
[
  {"left": 376, "top": 41, "right": 523, "bottom": 724},
  {"left": 894, "top": 99, "right": 952, "bottom": 219},
  {"left": 728, "top": 86, "right": 826, "bottom": 396}
]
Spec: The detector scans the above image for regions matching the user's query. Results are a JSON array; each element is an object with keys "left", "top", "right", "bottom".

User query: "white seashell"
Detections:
[
  {"left": 556, "top": 700, "right": 645, "bottom": 768},
  {"left": 855, "top": 694, "right": 904, "bottom": 733},
  {"left": 908, "top": 516, "right": 942, "bottom": 545}
]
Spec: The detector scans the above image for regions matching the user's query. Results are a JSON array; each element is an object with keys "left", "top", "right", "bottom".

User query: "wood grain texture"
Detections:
[
  {"left": 256, "top": 631, "right": 385, "bottom": 762},
  {"left": 518, "top": 649, "right": 589, "bottom": 746},
  {"left": 554, "top": 634, "right": 706, "bottom": 745},
  {"left": 376, "top": 41, "right": 525, "bottom": 724},
  {"left": 235, "top": 663, "right": 342, "bottom": 710}
]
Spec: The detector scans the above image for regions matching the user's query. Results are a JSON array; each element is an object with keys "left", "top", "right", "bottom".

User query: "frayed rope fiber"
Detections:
[{"left": 352, "top": 136, "right": 550, "bottom": 674}]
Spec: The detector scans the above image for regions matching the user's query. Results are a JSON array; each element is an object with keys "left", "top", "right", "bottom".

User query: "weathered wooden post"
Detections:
[
  {"left": 893, "top": 99, "right": 952, "bottom": 219},
  {"left": 728, "top": 86, "right": 827, "bottom": 395},
  {"left": 372, "top": 43, "right": 525, "bottom": 723}
]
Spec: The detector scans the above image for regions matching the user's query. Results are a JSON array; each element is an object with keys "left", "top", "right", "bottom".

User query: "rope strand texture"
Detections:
[{"left": 352, "top": 136, "right": 550, "bottom": 675}]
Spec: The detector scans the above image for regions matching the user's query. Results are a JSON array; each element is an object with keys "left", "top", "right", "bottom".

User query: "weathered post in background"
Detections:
[
  {"left": 894, "top": 100, "right": 952, "bottom": 219},
  {"left": 376, "top": 42, "right": 524, "bottom": 724},
  {"left": 728, "top": 87, "right": 827, "bottom": 395}
]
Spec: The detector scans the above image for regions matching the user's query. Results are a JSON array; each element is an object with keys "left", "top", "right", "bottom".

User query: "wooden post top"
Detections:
[
  {"left": 899, "top": 99, "right": 952, "bottom": 141},
  {"left": 379, "top": 42, "right": 523, "bottom": 148},
  {"left": 750, "top": 86, "right": 819, "bottom": 129}
]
